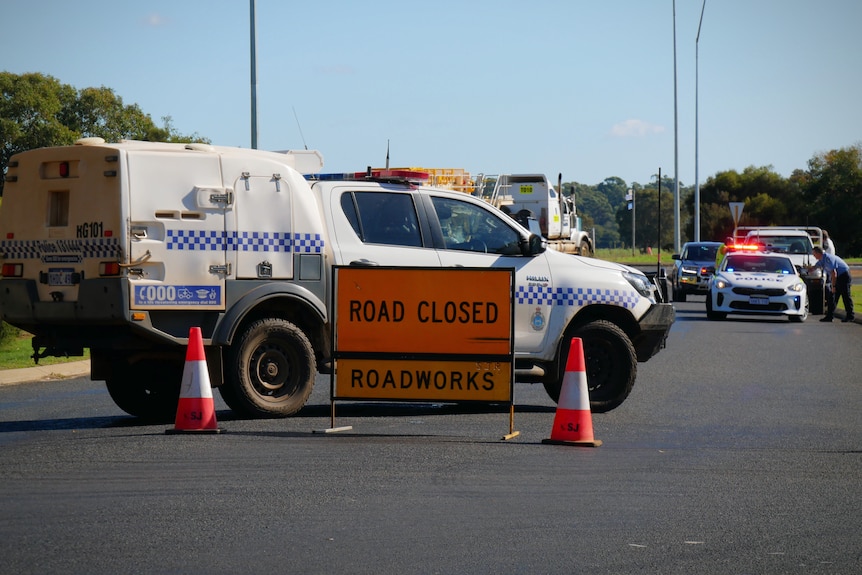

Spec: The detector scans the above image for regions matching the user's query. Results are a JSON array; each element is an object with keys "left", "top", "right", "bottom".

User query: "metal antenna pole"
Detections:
[
  {"left": 695, "top": 0, "right": 707, "bottom": 242},
  {"left": 632, "top": 188, "right": 636, "bottom": 256},
  {"left": 250, "top": 0, "right": 259, "bottom": 149},
  {"left": 672, "top": 0, "right": 680, "bottom": 253}
]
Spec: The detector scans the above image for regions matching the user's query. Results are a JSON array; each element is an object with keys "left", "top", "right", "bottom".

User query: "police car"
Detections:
[{"left": 706, "top": 246, "right": 808, "bottom": 322}]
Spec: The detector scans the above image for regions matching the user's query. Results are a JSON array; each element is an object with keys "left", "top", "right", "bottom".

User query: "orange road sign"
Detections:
[
  {"left": 329, "top": 267, "right": 515, "bottom": 435},
  {"left": 335, "top": 358, "right": 512, "bottom": 402},
  {"left": 335, "top": 267, "right": 513, "bottom": 355}
]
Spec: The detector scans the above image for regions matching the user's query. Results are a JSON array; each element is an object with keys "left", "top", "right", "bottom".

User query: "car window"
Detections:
[
  {"left": 340, "top": 191, "right": 423, "bottom": 247},
  {"left": 702, "top": 246, "right": 718, "bottom": 259},
  {"left": 431, "top": 196, "right": 522, "bottom": 255},
  {"left": 724, "top": 255, "right": 794, "bottom": 274},
  {"left": 749, "top": 235, "right": 811, "bottom": 254},
  {"left": 685, "top": 245, "right": 718, "bottom": 260}
]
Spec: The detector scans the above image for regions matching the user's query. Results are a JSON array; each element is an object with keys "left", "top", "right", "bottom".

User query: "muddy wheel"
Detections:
[
  {"left": 223, "top": 318, "right": 315, "bottom": 418},
  {"left": 542, "top": 320, "right": 637, "bottom": 413}
]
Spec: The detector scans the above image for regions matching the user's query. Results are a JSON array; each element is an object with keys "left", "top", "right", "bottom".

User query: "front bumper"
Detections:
[
  {"left": 712, "top": 288, "right": 806, "bottom": 316},
  {"left": 633, "top": 302, "right": 675, "bottom": 362},
  {"left": 679, "top": 273, "right": 713, "bottom": 293}
]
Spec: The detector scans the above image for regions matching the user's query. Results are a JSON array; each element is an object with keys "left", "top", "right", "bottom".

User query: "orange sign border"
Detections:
[{"left": 331, "top": 266, "right": 514, "bottom": 404}]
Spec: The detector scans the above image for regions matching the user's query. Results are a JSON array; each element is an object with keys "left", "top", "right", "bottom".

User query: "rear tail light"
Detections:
[
  {"left": 100, "top": 262, "right": 121, "bottom": 276},
  {"left": 1, "top": 263, "right": 23, "bottom": 277}
]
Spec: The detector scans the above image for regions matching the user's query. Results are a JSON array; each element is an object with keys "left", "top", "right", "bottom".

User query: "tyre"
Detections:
[
  {"left": 790, "top": 296, "right": 809, "bottom": 323},
  {"left": 578, "top": 240, "right": 591, "bottom": 257},
  {"left": 105, "top": 356, "right": 184, "bottom": 421},
  {"left": 542, "top": 320, "right": 637, "bottom": 413},
  {"left": 224, "top": 318, "right": 316, "bottom": 418},
  {"left": 705, "top": 291, "right": 725, "bottom": 320},
  {"left": 674, "top": 287, "right": 687, "bottom": 303}
]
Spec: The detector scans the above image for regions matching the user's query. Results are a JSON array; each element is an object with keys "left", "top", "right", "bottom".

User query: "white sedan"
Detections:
[{"left": 706, "top": 250, "right": 808, "bottom": 322}]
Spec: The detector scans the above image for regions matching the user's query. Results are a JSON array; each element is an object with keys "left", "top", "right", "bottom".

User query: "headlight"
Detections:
[
  {"left": 714, "top": 278, "right": 732, "bottom": 289},
  {"left": 788, "top": 282, "right": 805, "bottom": 292},
  {"left": 623, "top": 271, "right": 654, "bottom": 298},
  {"left": 681, "top": 266, "right": 697, "bottom": 274}
]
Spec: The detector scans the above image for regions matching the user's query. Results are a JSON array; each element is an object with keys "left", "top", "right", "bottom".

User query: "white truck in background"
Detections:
[
  {"left": 0, "top": 140, "right": 673, "bottom": 420},
  {"left": 474, "top": 173, "right": 593, "bottom": 256}
]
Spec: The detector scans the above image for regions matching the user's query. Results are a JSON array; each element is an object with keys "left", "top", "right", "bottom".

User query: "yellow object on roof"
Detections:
[{"left": 384, "top": 167, "right": 475, "bottom": 193}]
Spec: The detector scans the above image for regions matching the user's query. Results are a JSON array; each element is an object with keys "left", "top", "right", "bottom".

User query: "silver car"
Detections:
[{"left": 670, "top": 241, "right": 722, "bottom": 302}]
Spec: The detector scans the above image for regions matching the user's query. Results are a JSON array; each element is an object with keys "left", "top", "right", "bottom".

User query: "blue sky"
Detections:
[{"left": 3, "top": 0, "right": 861, "bottom": 186}]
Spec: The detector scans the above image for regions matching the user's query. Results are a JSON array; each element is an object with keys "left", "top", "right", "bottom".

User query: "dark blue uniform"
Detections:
[{"left": 813, "top": 251, "right": 854, "bottom": 322}]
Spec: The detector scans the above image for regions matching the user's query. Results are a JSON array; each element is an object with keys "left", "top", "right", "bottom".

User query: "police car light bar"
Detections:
[{"left": 305, "top": 169, "right": 431, "bottom": 183}]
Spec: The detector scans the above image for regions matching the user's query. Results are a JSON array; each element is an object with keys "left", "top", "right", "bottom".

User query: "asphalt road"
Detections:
[{"left": 1, "top": 299, "right": 860, "bottom": 575}]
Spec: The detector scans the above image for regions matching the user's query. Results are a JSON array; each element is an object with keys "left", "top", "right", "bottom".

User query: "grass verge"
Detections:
[{"left": 0, "top": 329, "right": 89, "bottom": 370}]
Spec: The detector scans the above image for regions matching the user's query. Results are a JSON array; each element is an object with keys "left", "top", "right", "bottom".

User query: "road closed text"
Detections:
[
  {"left": 335, "top": 359, "right": 512, "bottom": 402},
  {"left": 349, "top": 299, "right": 499, "bottom": 324}
]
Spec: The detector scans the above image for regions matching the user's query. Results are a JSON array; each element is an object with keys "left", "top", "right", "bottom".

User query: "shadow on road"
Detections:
[{"left": 0, "top": 401, "right": 555, "bottom": 433}]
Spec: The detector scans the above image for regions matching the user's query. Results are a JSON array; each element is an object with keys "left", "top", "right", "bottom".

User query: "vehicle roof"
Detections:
[
  {"left": 745, "top": 229, "right": 812, "bottom": 237},
  {"left": 26, "top": 138, "right": 328, "bottom": 174}
]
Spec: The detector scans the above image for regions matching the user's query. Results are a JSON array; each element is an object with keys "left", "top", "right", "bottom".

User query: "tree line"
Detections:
[
  {"left": 2, "top": 72, "right": 860, "bottom": 256},
  {"left": 0, "top": 72, "right": 207, "bottom": 197},
  {"left": 568, "top": 145, "right": 862, "bottom": 258}
]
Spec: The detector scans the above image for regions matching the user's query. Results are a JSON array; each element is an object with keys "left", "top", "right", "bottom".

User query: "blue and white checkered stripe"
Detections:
[
  {"left": 167, "top": 230, "right": 228, "bottom": 251},
  {"left": 0, "top": 240, "right": 42, "bottom": 260},
  {"left": 516, "top": 285, "right": 639, "bottom": 309},
  {"left": 166, "top": 230, "right": 323, "bottom": 253},
  {"left": 0, "top": 238, "right": 120, "bottom": 260}
]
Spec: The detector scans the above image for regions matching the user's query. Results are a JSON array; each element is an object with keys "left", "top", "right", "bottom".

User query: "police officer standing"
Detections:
[{"left": 810, "top": 246, "right": 855, "bottom": 323}]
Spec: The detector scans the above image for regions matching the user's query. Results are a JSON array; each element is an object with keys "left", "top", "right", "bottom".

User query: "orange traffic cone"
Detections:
[
  {"left": 542, "top": 337, "right": 601, "bottom": 447},
  {"left": 166, "top": 327, "right": 221, "bottom": 434}
]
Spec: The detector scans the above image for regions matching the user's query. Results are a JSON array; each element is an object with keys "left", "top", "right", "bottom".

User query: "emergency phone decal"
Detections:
[{"left": 134, "top": 284, "right": 221, "bottom": 306}]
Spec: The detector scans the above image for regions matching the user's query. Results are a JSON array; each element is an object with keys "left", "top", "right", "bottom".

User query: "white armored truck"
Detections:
[{"left": 0, "top": 139, "right": 674, "bottom": 420}]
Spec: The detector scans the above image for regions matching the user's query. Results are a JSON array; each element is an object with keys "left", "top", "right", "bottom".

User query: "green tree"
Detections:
[
  {"left": 615, "top": 175, "right": 678, "bottom": 251},
  {"left": 572, "top": 182, "right": 620, "bottom": 248},
  {"left": 59, "top": 85, "right": 157, "bottom": 142},
  {"left": 803, "top": 144, "right": 862, "bottom": 256},
  {"left": 0, "top": 73, "right": 78, "bottom": 183},
  {"left": 1, "top": 72, "right": 208, "bottom": 195},
  {"left": 595, "top": 176, "right": 628, "bottom": 208},
  {"left": 691, "top": 165, "right": 800, "bottom": 241}
]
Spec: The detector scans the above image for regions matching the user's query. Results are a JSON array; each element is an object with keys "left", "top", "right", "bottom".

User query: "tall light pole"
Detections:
[
  {"left": 250, "top": 0, "right": 259, "bottom": 149},
  {"left": 626, "top": 188, "right": 636, "bottom": 255},
  {"left": 672, "top": 0, "right": 681, "bottom": 254},
  {"left": 694, "top": 0, "right": 707, "bottom": 241}
]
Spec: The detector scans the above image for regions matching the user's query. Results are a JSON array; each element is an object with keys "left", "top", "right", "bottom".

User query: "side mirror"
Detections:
[
  {"left": 520, "top": 233, "right": 546, "bottom": 256},
  {"left": 671, "top": 253, "right": 681, "bottom": 260}
]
